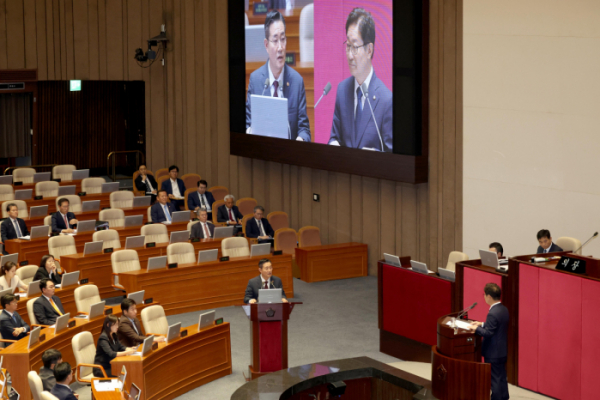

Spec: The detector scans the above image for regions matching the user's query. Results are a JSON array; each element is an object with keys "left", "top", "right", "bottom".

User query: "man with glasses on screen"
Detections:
[
  {"left": 328, "top": 8, "right": 393, "bottom": 152},
  {"left": 245, "top": 10, "right": 311, "bottom": 142}
]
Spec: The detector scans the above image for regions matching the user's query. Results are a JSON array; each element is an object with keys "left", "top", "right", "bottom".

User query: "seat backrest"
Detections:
[
  {"left": 180, "top": 173, "right": 201, "bottom": 191},
  {"left": 147, "top": 206, "right": 152, "bottom": 222},
  {"left": 299, "top": 4, "right": 314, "bottom": 62},
  {"left": 141, "top": 224, "right": 169, "bottom": 244},
  {"left": 110, "top": 191, "right": 134, "bottom": 208},
  {"left": 236, "top": 197, "right": 257, "bottom": 216},
  {"left": 2, "top": 200, "right": 28, "bottom": 218},
  {"left": 72, "top": 331, "right": 96, "bottom": 379},
  {"left": 52, "top": 165, "right": 76, "bottom": 180},
  {"left": 28, "top": 371, "right": 44, "bottom": 400},
  {"left": 155, "top": 168, "right": 169, "bottom": 180},
  {"left": 209, "top": 186, "right": 229, "bottom": 202},
  {"left": 82, "top": 177, "right": 106, "bottom": 194},
  {"left": 27, "top": 297, "right": 39, "bottom": 325},
  {"left": 267, "top": 211, "right": 289, "bottom": 232},
  {"left": 183, "top": 188, "right": 196, "bottom": 210},
  {"left": 212, "top": 200, "right": 225, "bottom": 224},
  {"left": 55, "top": 195, "right": 82, "bottom": 212},
  {"left": 241, "top": 214, "right": 254, "bottom": 236},
  {"left": 111, "top": 249, "right": 141, "bottom": 274},
  {"left": 93, "top": 229, "right": 121, "bottom": 250},
  {"left": 35, "top": 181, "right": 59, "bottom": 197},
  {"left": 48, "top": 235, "right": 77, "bottom": 259},
  {"left": 274, "top": 228, "right": 298, "bottom": 254},
  {"left": 555, "top": 237, "right": 582, "bottom": 254},
  {"left": 0, "top": 184, "right": 14, "bottom": 201},
  {"left": 16, "top": 265, "right": 39, "bottom": 285},
  {"left": 445, "top": 251, "right": 469, "bottom": 272},
  {"left": 40, "top": 392, "right": 60, "bottom": 400},
  {"left": 167, "top": 242, "right": 196, "bottom": 264},
  {"left": 187, "top": 220, "right": 199, "bottom": 231},
  {"left": 157, "top": 175, "right": 170, "bottom": 191},
  {"left": 99, "top": 208, "right": 125, "bottom": 228},
  {"left": 221, "top": 237, "right": 250, "bottom": 257},
  {"left": 132, "top": 170, "right": 154, "bottom": 196},
  {"left": 298, "top": 226, "right": 321, "bottom": 247},
  {"left": 44, "top": 215, "right": 52, "bottom": 226},
  {"left": 141, "top": 305, "right": 168, "bottom": 335},
  {"left": 74, "top": 285, "right": 102, "bottom": 313},
  {"left": 13, "top": 167, "right": 36, "bottom": 183}
]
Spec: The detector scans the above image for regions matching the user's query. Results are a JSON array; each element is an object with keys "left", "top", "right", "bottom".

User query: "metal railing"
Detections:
[
  {"left": 107, "top": 150, "right": 145, "bottom": 182},
  {"left": 4, "top": 164, "right": 58, "bottom": 175}
]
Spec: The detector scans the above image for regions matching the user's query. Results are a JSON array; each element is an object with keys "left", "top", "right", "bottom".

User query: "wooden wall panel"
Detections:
[{"left": 1, "top": 0, "right": 462, "bottom": 275}]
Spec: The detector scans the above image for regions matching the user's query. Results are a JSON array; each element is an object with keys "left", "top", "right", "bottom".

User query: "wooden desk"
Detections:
[
  {"left": 111, "top": 323, "right": 232, "bottom": 400},
  {"left": 13, "top": 179, "right": 84, "bottom": 193},
  {"left": 15, "top": 282, "right": 87, "bottom": 326},
  {"left": 23, "top": 192, "right": 112, "bottom": 212},
  {"left": 295, "top": 242, "right": 368, "bottom": 282},
  {"left": 118, "top": 254, "right": 294, "bottom": 315}
]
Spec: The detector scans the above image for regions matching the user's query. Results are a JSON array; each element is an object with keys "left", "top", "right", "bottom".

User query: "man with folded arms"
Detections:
[
  {"left": 51, "top": 198, "right": 78, "bottom": 234},
  {"left": 117, "top": 298, "right": 164, "bottom": 347},
  {"left": 33, "top": 279, "right": 66, "bottom": 325},
  {"left": 244, "top": 258, "right": 288, "bottom": 304},
  {"left": 0, "top": 293, "right": 29, "bottom": 341},
  {"left": 190, "top": 209, "right": 215, "bottom": 239}
]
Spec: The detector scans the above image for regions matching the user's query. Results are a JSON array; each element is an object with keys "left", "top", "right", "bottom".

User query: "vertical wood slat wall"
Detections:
[{"left": 0, "top": 0, "right": 462, "bottom": 274}]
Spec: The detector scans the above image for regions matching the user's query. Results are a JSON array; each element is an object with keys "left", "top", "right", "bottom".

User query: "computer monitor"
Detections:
[
  {"left": 197, "top": 249, "right": 218, "bottom": 263},
  {"left": 198, "top": 310, "right": 215, "bottom": 330},
  {"left": 213, "top": 226, "right": 234, "bottom": 239},
  {"left": 57, "top": 185, "right": 76, "bottom": 196},
  {"left": 0, "top": 289, "right": 12, "bottom": 298},
  {"left": 479, "top": 249, "right": 499, "bottom": 268},
  {"left": 29, "top": 205, "right": 49, "bottom": 218},
  {"left": 410, "top": 260, "right": 431, "bottom": 275},
  {"left": 82, "top": 200, "right": 101, "bottom": 212},
  {"left": 127, "top": 290, "right": 144, "bottom": 305},
  {"left": 33, "top": 172, "right": 51, "bottom": 183},
  {"left": 88, "top": 301, "right": 106, "bottom": 320},
  {"left": 27, "top": 280, "right": 41, "bottom": 297},
  {"left": 250, "top": 243, "right": 271, "bottom": 257},
  {"left": 438, "top": 268, "right": 456, "bottom": 282},
  {"left": 169, "top": 230, "right": 189, "bottom": 244},
  {"left": 77, "top": 220, "right": 97, "bottom": 234},
  {"left": 102, "top": 182, "right": 120, "bottom": 193},
  {"left": 140, "top": 335, "right": 154, "bottom": 356},
  {"left": 27, "top": 327, "right": 41, "bottom": 349},
  {"left": 71, "top": 169, "right": 90, "bottom": 180},
  {"left": 166, "top": 322, "right": 181, "bottom": 343},
  {"left": 129, "top": 382, "right": 141, "bottom": 400},
  {"left": 59, "top": 271, "right": 80, "bottom": 288},
  {"left": 0, "top": 176, "right": 12, "bottom": 185},
  {"left": 83, "top": 241, "right": 103, "bottom": 256},
  {"left": 147, "top": 256, "right": 167, "bottom": 271},
  {"left": 125, "top": 236, "right": 145, "bottom": 249},
  {"left": 14, "top": 189, "right": 32, "bottom": 200},
  {"left": 124, "top": 215, "right": 144, "bottom": 227},
  {"left": 54, "top": 313, "right": 71, "bottom": 335},
  {"left": 383, "top": 253, "right": 401, "bottom": 267},
  {"left": 171, "top": 211, "right": 190, "bottom": 223},
  {"left": 0, "top": 253, "right": 18, "bottom": 267},
  {"left": 132, "top": 196, "right": 151, "bottom": 207}
]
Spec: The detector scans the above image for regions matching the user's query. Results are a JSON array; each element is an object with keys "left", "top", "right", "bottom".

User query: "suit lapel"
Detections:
[
  {"left": 356, "top": 73, "right": 381, "bottom": 149},
  {"left": 345, "top": 80, "right": 356, "bottom": 148},
  {"left": 282, "top": 66, "right": 289, "bottom": 99}
]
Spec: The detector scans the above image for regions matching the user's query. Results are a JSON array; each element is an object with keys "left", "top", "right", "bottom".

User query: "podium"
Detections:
[
  {"left": 245, "top": 302, "right": 300, "bottom": 380},
  {"left": 431, "top": 312, "right": 491, "bottom": 400}
]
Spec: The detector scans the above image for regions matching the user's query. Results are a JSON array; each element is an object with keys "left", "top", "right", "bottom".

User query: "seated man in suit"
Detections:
[
  {"left": 161, "top": 165, "right": 186, "bottom": 210},
  {"left": 0, "top": 293, "right": 29, "bottom": 341},
  {"left": 50, "top": 362, "right": 78, "bottom": 400},
  {"left": 217, "top": 194, "right": 243, "bottom": 225},
  {"left": 117, "top": 298, "right": 164, "bottom": 347},
  {"left": 150, "top": 190, "right": 177, "bottom": 224},
  {"left": 244, "top": 258, "right": 288, "bottom": 304},
  {"left": 134, "top": 164, "right": 158, "bottom": 204},
  {"left": 536, "top": 229, "right": 563, "bottom": 254},
  {"left": 187, "top": 180, "right": 216, "bottom": 219},
  {"left": 190, "top": 209, "right": 215, "bottom": 239},
  {"left": 328, "top": 8, "right": 393, "bottom": 152},
  {"left": 51, "top": 198, "right": 78, "bottom": 234},
  {"left": 39, "top": 349, "right": 62, "bottom": 391},
  {"left": 0, "top": 203, "right": 29, "bottom": 254},
  {"left": 489, "top": 242, "right": 504, "bottom": 258},
  {"left": 469, "top": 283, "right": 510, "bottom": 400},
  {"left": 33, "top": 279, "right": 66, "bottom": 325},
  {"left": 246, "top": 206, "right": 274, "bottom": 241}
]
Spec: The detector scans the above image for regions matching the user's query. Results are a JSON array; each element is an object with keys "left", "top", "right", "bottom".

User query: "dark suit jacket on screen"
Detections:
[
  {"left": 38, "top": 366, "right": 56, "bottom": 392},
  {"left": 117, "top": 317, "right": 146, "bottom": 347},
  {"left": 1, "top": 217, "right": 29, "bottom": 242},
  {"left": 217, "top": 205, "right": 243, "bottom": 223},
  {"left": 475, "top": 302, "right": 509, "bottom": 362},
  {"left": 536, "top": 243, "right": 563, "bottom": 254},
  {"left": 187, "top": 190, "right": 216, "bottom": 211},
  {"left": 245, "top": 217, "right": 274, "bottom": 238},
  {"left": 33, "top": 295, "right": 66, "bottom": 325},
  {"left": 0, "top": 309, "right": 29, "bottom": 340},
  {"left": 150, "top": 201, "right": 177, "bottom": 223},
  {"left": 190, "top": 221, "right": 216, "bottom": 239},
  {"left": 244, "top": 275, "right": 286, "bottom": 304},
  {"left": 51, "top": 211, "right": 76, "bottom": 232}
]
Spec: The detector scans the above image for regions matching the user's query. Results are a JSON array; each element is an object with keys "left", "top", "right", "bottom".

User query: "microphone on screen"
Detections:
[
  {"left": 314, "top": 82, "right": 332, "bottom": 108},
  {"left": 360, "top": 82, "right": 384, "bottom": 151},
  {"left": 261, "top": 78, "right": 270, "bottom": 96},
  {"left": 573, "top": 232, "right": 598, "bottom": 254}
]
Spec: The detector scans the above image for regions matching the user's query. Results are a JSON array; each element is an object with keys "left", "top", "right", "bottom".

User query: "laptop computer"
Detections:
[
  {"left": 127, "top": 290, "right": 144, "bottom": 304},
  {"left": 54, "top": 313, "right": 71, "bottom": 334},
  {"left": 77, "top": 220, "right": 97, "bottom": 233},
  {"left": 33, "top": 172, "right": 51, "bottom": 183},
  {"left": 125, "top": 236, "right": 146, "bottom": 249},
  {"left": 14, "top": 189, "right": 32, "bottom": 200},
  {"left": 383, "top": 253, "right": 402, "bottom": 267},
  {"left": 0, "top": 253, "right": 18, "bottom": 267},
  {"left": 27, "top": 327, "right": 41, "bottom": 349},
  {"left": 479, "top": 249, "right": 509, "bottom": 268},
  {"left": 129, "top": 382, "right": 141, "bottom": 400},
  {"left": 59, "top": 271, "right": 80, "bottom": 288},
  {"left": 198, "top": 310, "right": 215, "bottom": 330},
  {"left": 71, "top": 169, "right": 89, "bottom": 180},
  {"left": 27, "top": 280, "right": 41, "bottom": 297},
  {"left": 82, "top": 200, "right": 101, "bottom": 212},
  {"left": 198, "top": 249, "right": 218, "bottom": 263},
  {"left": 438, "top": 268, "right": 456, "bottom": 282},
  {"left": 132, "top": 196, "right": 151, "bottom": 207},
  {"left": 410, "top": 260, "right": 433, "bottom": 275},
  {"left": 171, "top": 211, "right": 190, "bottom": 223},
  {"left": 101, "top": 182, "right": 120, "bottom": 193},
  {"left": 147, "top": 256, "right": 167, "bottom": 271},
  {"left": 250, "top": 243, "right": 271, "bottom": 257},
  {"left": 133, "top": 335, "right": 154, "bottom": 356},
  {"left": 258, "top": 288, "right": 282, "bottom": 304},
  {"left": 30, "top": 205, "right": 49, "bottom": 218},
  {"left": 166, "top": 322, "right": 181, "bottom": 343},
  {"left": 30, "top": 225, "right": 50, "bottom": 239},
  {"left": 0, "top": 176, "right": 12, "bottom": 185},
  {"left": 117, "top": 366, "right": 127, "bottom": 390},
  {"left": 169, "top": 230, "right": 189, "bottom": 244},
  {"left": 213, "top": 226, "right": 234, "bottom": 239},
  {"left": 83, "top": 241, "right": 104, "bottom": 256},
  {"left": 58, "top": 185, "right": 76, "bottom": 196},
  {"left": 250, "top": 95, "right": 290, "bottom": 139},
  {"left": 88, "top": 301, "right": 106, "bottom": 320},
  {"left": 124, "top": 215, "right": 144, "bottom": 227}
]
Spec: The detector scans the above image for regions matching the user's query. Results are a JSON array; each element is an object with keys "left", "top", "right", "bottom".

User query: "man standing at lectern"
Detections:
[
  {"left": 469, "top": 283, "right": 509, "bottom": 400},
  {"left": 244, "top": 259, "right": 288, "bottom": 304}
]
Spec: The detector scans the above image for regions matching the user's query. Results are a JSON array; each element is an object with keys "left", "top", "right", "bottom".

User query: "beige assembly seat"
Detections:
[
  {"left": 27, "top": 297, "right": 46, "bottom": 327},
  {"left": 221, "top": 237, "right": 250, "bottom": 258},
  {"left": 74, "top": 285, "right": 102, "bottom": 314},
  {"left": 13, "top": 168, "right": 36, "bottom": 184},
  {"left": 48, "top": 235, "right": 77, "bottom": 261},
  {"left": 141, "top": 305, "right": 169, "bottom": 336},
  {"left": 40, "top": 392, "right": 60, "bottom": 400},
  {"left": 167, "top": 243, "right": 196, "bottom": 264},
  {"left": 54, "top": 195, "right": 82, "bottom": 212},
  {"left": 72, "top": 331, "right": 107, "bottom": 383},
  {"left": 445, "top": 251, "right": 469, "bottom": 272},
  {"left": 82, "top": 177, "right": 106, "bottom": 194},
  {"left": 16, "top": 265, "right": 39, "bottom": 285},
  {"left": 187, "top": 220, "right": 199, "bottom": 231},
  {"left": 35, "top": 181, "right": 59, "bottom": 197},
  {"left": 299, "top": 3, "right": 314, "bottom": 62},
  {"left": 1, "top": 200, "right": 28, "bottom": 218},
  {"left": 0, "top": 184, "right": 14, "bottom": 201},
  {"left": 141, "top": 224, "right": 169, "bottom": 244},
  {"left": 27, "top": 371, "right": 44, "bottom": 400},
  {"left": 111, "top": 250, "right": 141, "bottom": 289},
  {"left": 298, "top": 226, "right": 321, "bottom": 248},
  {"left": 110, "top": 191, "right": 134, "bottom": 208},
  {"left": 44, "top": 215, "right": 52, "bottom": 226},
  {"left": 93, "top": 229, "right": 121, "bottom": 250},
  {"left": 147, "top": 206, "right": 152, "bottom": 222},
  {"left": 52, "top": 165, "right": 76, "bottom": 181},
  {"left": 555, "top": 237, "right": 582, "bottom": 255},
  {"left": 99, "top": 208, "right": 125, "bottom": 228}
]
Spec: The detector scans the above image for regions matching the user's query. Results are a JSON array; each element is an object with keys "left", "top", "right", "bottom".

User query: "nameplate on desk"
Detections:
[
  {"left": 50, "top": 232, "right": 59, "bottom": 237},
  {"left": 253, "top": 1, "right": 268, "bottom": 14},
  {"left": 168, "top": 263, "right": 178, "bottom": 269},
  {"left": 191, "top": 237, "right": 200, "bottom": 243},
  {"left": 13, "top": 182, "right": 22, "bottom": 186},
  {"left": 103, "top": 248, "right": 113, "bottom": 254},
  {"left": 68, "top": 320, "right": 76, "bottom": 328},
  {"left": 273, "top": 250, "right": 282, "bottom": 256},
  {"left": 34, "top": 195, "right": 43, "bottom": 200},
  {"left": 180, "top": 329, "right": 188, "bottom": 338},
  {"left": 104, "top": 308, "right": 112, "bottom": 315},
  {"left": 237, "top": 232, "right": 245, "bottom": 237},
  {"left": 146, "top": 242, "right": 156, "bottom": 248},
  {"left": 53, "top": 178, "right": 61, "bottom": 183},
  {"left": 220, "top": 256, "right": 229, "bottom": 262},
  {"left": 19, "top": 260, "right": 29, "bottom": 266},
  {"left": 285, "top": 52, "right": 297, "bottom": 66},
  {"left": 39, "top": 333, "right": 46, "bottom": 342},
  {"left": 97, "top": 225, "right": 107, "bottom": 231},
  {"left": 215, "top": 317, "right": 223, "bottom": 325},
  {"left": 80, "top": 278, "right": 89, "bottom": 284},
  {"left": 144, "top": 298, "right": 153, "bottom": 304},
  {"left": 152, "top": 342, "right": 159, "bottom": 350},
  {"left": 192, "top": 218, "right": 198, "bottom": 221},
  {"left": 556, "top": 256, "right": 586, "bottom": 275},
  {"left": 78, "top": 192, "right": 86, "bottom": 196}
]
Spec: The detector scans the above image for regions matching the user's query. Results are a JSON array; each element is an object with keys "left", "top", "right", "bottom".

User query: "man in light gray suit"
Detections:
[
  {"left": 245, "top": 10, "right": 311, "bottom": 142},
  {"left": 244, "top": 258, "right": 288, "bottom": 304}
]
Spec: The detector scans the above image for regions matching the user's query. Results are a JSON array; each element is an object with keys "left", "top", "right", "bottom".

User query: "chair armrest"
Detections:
[
  {"left": 145, "top": 332, "right": 165, "bottom": 337},
  {"left": 31, "top": 324, "right": 51, "bottom": 329},
  {"left": 0, "top": 339, "right": 17, "bottom": 343},
  {"left": 76, "top": 363, "right": 107, "bottom": 383}
]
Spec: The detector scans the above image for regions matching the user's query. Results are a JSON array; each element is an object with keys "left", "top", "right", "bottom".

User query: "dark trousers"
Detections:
[{"left": 486, "top": 358, "right": 509, "bottom": 400}]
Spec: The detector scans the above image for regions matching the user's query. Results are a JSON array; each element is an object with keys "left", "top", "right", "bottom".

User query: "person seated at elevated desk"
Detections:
[
  {"left": 34, "top": 255, "right": 62, "bottom": 285},
  {"left": 33, "top": 279, "right": 66, "bottom": 325},
  {"left": 0, "top": 293, "right": 29, "bottom": 341},
  {"left": 217, "top": 195, "right": 243, "bottom": 226},
  {"left": 1, "top": 203, "right": 29, "bottom": 254},
  {"left": 134, "top": 164, "right": 158, "bottom": 204},
  {"left": 50, "top": 362, "right": 79, "bottom": 400},
  {"left": 51, "top": 197, "right": 79, "bottom": 234},
  {"left": 489, "top": 242, "right": 504, "bottom": 258},
  {"left": 117, "top": 298, "right": 164, "bottom": 347},
  {"left": 246, "top": 206, "right": 274, "bottom": 242},
  {"left": 150, "top": 190, "right": 177, "bottom": 223},
  {"left": 94, "top": 315, "right": 136, "bottom": 377},
  {"left": 39, "top": 348, "right": 62, "bottom": 391},
  {"left": 0, "top": 261, "right": 28, "bottom": 293},
  {"left": 244, "top": 258, "right": 288, "bottom": 304},
  {"left": 187, "top": 179, "right": 215, "bottom": 219},
  {"left": 190, "top": 209, "right": 215, "bottom": 239},
  {"left": 536, "top": 229, "right": 563, "bottom": 254}
]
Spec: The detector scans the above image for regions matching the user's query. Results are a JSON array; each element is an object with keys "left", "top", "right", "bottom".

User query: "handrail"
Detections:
[
  {"left": 106, "top": 150, "right": 145, "bottom": 182},
  {"left": 4, "top": 164, "right": 58, "bottom": 175}
]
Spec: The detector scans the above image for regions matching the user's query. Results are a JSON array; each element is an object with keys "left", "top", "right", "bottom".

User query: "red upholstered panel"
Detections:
[
  {"left": 259, "top": 321, "right": 282, "bottom": 372},
  {"left": 382, "top": 264, "right": 452, "bottom": 345},
  {"left": 462, "top": 267, "right": 502, "bottom": 323},
  {"left": 581, "top": 279, "right": 600, "bottom": 400},
  {"left": 538, "top": 269, "right": 581, "bottom": 400},
  {"left": 518, "top": 263, "right": 540, "bottom": 391}
]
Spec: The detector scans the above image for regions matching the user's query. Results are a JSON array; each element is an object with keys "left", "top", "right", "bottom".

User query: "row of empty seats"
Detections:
[{"left": 10, "top": 165, "right": 78, "bottom": 183}]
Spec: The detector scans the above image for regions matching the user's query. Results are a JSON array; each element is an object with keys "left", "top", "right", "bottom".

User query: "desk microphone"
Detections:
[
  {"left": 573, "top": 231, "right": 598, "bottom": 254},
  {"left": 314, "top": 82, "right": 332, "bottom": 108},
  {"left": 457, "top": 302, "right": 477, "bottom": 320},
  {"left": 359, "top": 82, "right": 384, "bottom": 151},
  {"left": 261, "top": 78, "right": 270, "bottom": 96}
]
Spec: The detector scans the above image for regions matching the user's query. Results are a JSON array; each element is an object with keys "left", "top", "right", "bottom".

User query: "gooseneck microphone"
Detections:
[
  {"left": 261, "top": 78, "right": 270, "bottom": 96},
  {"left": 359, "top": 82, "right": 384, "bottom": 151},
  {"left": 573, "top": 232, "right": 598, "bottom": 254},
  {"left": 314, "top": 82, "right": 332, "bottom": 108},
  {"left": 457, "top": 302, "right": 477, "bottom": 320}
]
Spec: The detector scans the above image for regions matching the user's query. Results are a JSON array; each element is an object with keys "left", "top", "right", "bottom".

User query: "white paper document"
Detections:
[
  {"left": 446, "top": 320, "right": 473, "bottom": 330},
  {"left": 93, "top": 379, "right": 120, "bottom": 392}
]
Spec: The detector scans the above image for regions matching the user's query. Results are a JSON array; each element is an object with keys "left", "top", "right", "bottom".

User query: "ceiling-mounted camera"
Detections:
[{"left": 134, "top": 25, "right": 168, "bottom": 66}]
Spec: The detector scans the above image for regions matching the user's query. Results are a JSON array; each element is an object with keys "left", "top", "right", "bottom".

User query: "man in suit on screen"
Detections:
[
  {"left": 536, "top": 229, "right": 563, "bottom": 254},
  {"left": 328, "top": 8, "right": 393, "bottom": 152},
  {"left": 245, "top": 10, "right": 311, "bottom": 142},
  {"left": 244, "top": 258, "right": 288, "bottom": 304}
]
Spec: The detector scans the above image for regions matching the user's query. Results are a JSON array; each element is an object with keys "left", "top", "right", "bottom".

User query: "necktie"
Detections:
[
  {"left": 145, "top": 179, "right": 151, "bottom": 192},
  {"left": 132, "top": 319, "right": 139, "bottom": 335},
  {"left": 12, "top": 314, "right": 17, "bottom": 324},
  {"left": 203, "top": 223, "right": 210, "bottom": 238},
  {"left": 264, "top": 280, "right": 268, "bottom": 289},
  {"left": 200, "top": 194, "right": 205, "bottom": 208},
  {"left": 13, "top": 220, "right": 22, "bottom": 237},
  {"left": 228, "top": 209, "right": 234, "bottom": 222},
  {"left": 355, "top": 86, "right": 363, "bottom": 119},
  {"left": 163, "top": 205, "right": 172, "bottom": 222},
  {"left": 258, "top": 220, "right": 266, "bottom": 237},
  {"left": 63, "top": 214, "right": 69, "bottom": 229},
  {"left": 273, "top": 81, "right": 279, "bottom": 98},
  {"left": 49, "top": 298, "right": 63, "bottom": 316}
]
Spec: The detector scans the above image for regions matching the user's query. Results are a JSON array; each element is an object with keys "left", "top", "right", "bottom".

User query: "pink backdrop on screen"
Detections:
[{"left": 313, "top": 0, "right": 393, "bottom": 144}]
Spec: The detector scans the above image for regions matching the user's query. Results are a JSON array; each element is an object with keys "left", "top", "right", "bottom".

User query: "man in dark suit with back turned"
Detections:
[
  {"left": 134, "top": 164, "right": 158, "bottom": 204},
  {"left": 51, "top": 198, "right": 78, "bottom": 234},
  {"left": 51, "top": 362, "right": 78, "bottom": 400},
  {"left": 150, "top": 190, "right": 177, "bottom": 223},
  {"left": 190, "top": 210, "right": 215, "bottom": 239},
  {"left": 0, "top": 293, "right": 29, "bottom": 341},
  {"left": 245, "top": 206, "right": 274, "bottom": 240},
  {"left": 536, "top": 229, "right": 563, "bottom": 254},
  {"left": 1, "top": 203, "right": 29, "bottom": 254},
  {"left": 33, "top": 279, "right": 66, "bottom": 325},
  {"left": 244, "top": 259, "right": 288, "bottom": 304},
  {"left": 469, "top": 283, "right": 509, "bottom": 400}
]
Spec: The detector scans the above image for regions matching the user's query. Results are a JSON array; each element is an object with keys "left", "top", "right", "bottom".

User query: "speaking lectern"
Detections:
[
  {"left": 432, "top": 312, "right": 491, "bottom": 399},
  {"left": 244, "top": 302, "right": 301, "bottom": 380}
]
